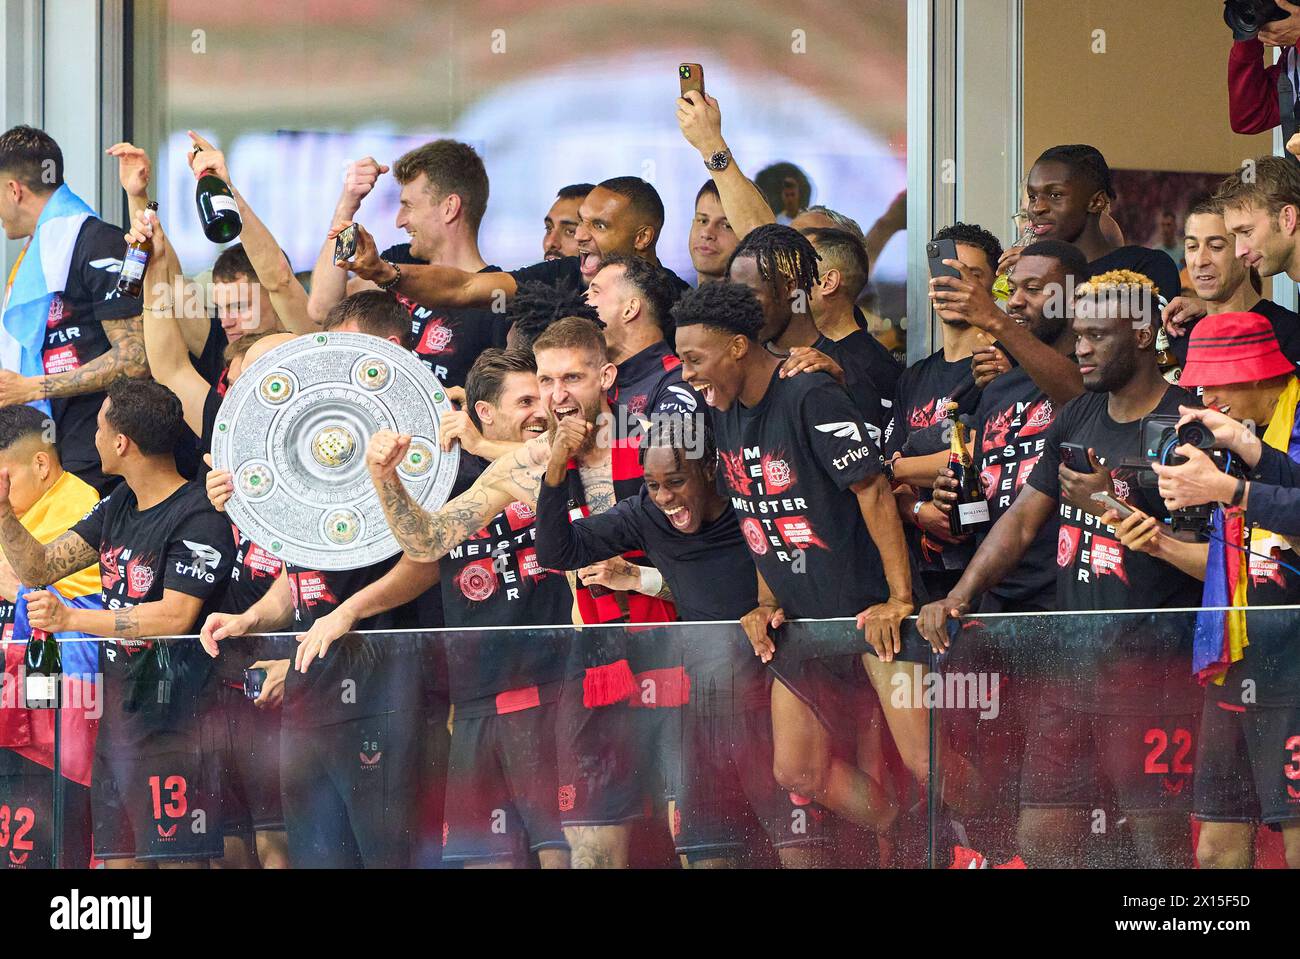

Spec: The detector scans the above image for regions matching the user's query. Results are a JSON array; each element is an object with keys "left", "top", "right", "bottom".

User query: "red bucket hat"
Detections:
[{"left": 1179, "top": 312, "right": 1295, "bottom": 388}]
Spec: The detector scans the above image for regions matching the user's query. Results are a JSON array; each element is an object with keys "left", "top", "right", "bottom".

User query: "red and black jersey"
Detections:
[
  {"left": 609, "top": 341, "right": 701, "bottom": 422},
  {"left": 1027, "top": 386, "right": 1203, "bottom": 714},
  {"left": 559, "top": 427, "right": 678, "bottom": 707},
  {"left": 970, "top": 365, "right": 1061, "bottom": 607},
  {"left": 41, "top": 218, "right": 143, "bottom": 475},
  {"left": 439, "top": 456, "right": 572, "bottom": 711},
  {"left": 882, "top": 348, "right": 979, "bottom": 572},
  {"left": 1209, "top": 531, "right": 1300, "bottom": 706},
  {"left": 712, "top": 366, "right": 893, "bottom": 620},
  {"left": 69, "top": 482, "right": 235, "bottom": 746},
  {"left": 381, "top": 245, "right": 509, "bottom": 390}
]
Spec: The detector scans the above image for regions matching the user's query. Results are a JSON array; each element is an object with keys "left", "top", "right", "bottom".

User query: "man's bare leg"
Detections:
[
  {"left": 863, "top": 655, "right": 989, "bottom": 818},
  {"left": 564, "top": 824, "right": 631, "bottom": 868},
  {"left": 1195, "top": 821, "right": 1253, "bottom": 869},
  {"left": 1016, "top": 807, "right": 1086, "bottom": 868},
  {"left": 769, "top": 678, "right": 893, "bottom": 830},
  {"left": 255, "top": 829, "right": 289, "bottom": 869}
]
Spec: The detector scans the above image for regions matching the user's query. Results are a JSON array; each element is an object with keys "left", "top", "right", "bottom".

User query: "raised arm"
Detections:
[
  {"left": 188, "top": 131, "right": 311, "bottom": 333},
  {"left": 534, "top": 420, "right": 641, "bottom": 571},
  {"left": 338, "top": 223, "right": 515, "bottom": 309},
  {"left": 0, "top": 469, "right": 97, "bottom": 587},
  {"left": 676, "top": 91, "right": 774, "bottom": 240},
  {"left": 367, "top": 429, "right": 546, "bottom": 563},
  {"left": 106, "top": 141, "right": 208, "bottom": 357},
  {"left": 931, "top": 260, "right": 1082, "bottom": 408},
  {"left": 128, "top": 208, "right": 211, "bottom": 436},
  {"left": 308, "top": 157, "right": 388, "bottom": 325}
]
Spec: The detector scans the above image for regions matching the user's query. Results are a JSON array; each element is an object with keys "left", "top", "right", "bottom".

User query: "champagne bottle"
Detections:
[
  {"left": 194, "top": 152, "right": 242, "bottom": 243},
  {"left": 23, "top": 628, "right": 60, "bottom": 710},
  {"left": 947, "top": 404, "right": 989, "bottom": 536},
  {"left": 116, "top": 200, "right": 158, "bottom": 298}
]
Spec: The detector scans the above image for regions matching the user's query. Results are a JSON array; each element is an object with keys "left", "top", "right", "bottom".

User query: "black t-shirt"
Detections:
[
  {"left": 971, "top": 366, "right": 1061, "bottom": 607},
  {"left": 280, "top": 558, "right": 436, "bottom": 727},
  {"left": 1169, "top": 298, "right": 1300, "bottom": 371},
  {"left": 535, "top": 480, "right": 765, "bottom": 711},
  {"left": 1206, "top": 531, "right": 1300, "bottom": 706},
  {"left": 820, "top": 331, "right": 893, "bottom": 444},
  {"left": 1088, "top": 246, "right": 1180, "bottom": 308},
  {"left": 380, "top": 244, "right": 510, "bottom": 390},
  {"left": 70, "top": 481, "right": 235, "bottom": 745},
  {"left": 611, "top": 341, "right": 701, "bottom": 421},
  {"left": 439, "top": 456, "right": 572, "bottom": 709},
  {"left": 712, "top": 366, "right": 888, "bottom": 620},
  {"left": 191, "top": 316, "right": 227, "bottom": 389},
  {"left": 883, "top": 348, "right": 979, "bottom": 572},
  {"left": 1027, "top": 386, "right": 1203, "bottom": 713},
  {"left": 45, "top": 218, "right": 143, "bottom": 473},
  {"left": 508, "top": 256, "right": 692, "bottom": 303}
]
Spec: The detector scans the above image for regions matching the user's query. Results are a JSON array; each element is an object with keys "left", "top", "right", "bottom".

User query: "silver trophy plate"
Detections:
[{"left": 211, "top": 331, "right": 459, "bottom": 571}]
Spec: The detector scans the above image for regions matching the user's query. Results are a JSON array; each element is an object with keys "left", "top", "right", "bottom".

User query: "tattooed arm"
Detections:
[
  {"left": 38, "top": 315, "right": 149, "bottom": 400},
  {"left": 27, "top": 588, "right": 204, "bottom": 639},
  {"left": 367, "top": 430, "right": 548, "bottom": 563},
  {"left": 0, "top": 515, "right": 96, "bottom": 589}
]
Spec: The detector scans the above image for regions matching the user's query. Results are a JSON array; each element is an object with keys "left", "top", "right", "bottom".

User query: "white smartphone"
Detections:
[{"left": 1090, "top": 491, "right": 1133, "bottom": 519}]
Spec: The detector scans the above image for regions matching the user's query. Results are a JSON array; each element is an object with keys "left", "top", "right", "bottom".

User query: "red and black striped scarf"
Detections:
[{"left": 564, "top": 430, "right": 678, "bottom": 706}]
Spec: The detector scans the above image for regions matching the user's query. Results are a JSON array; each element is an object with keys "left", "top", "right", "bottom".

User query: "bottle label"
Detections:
[
  {"left": 120, "top": 247, "right": 148, "bottom": 283},
  {"left": 25, "top": 674, "right": 58, "bottom": 706},
  {"left": 957, "top": 500, "right": 990, "bottom": 525},
  {"left": 209, "top": 195, "right": 238, "bottom": 214}
]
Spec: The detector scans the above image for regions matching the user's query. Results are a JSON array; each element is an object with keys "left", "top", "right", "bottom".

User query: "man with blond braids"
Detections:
[{"left": 918, "top": 270, "right": 1203, "bottom": 868}]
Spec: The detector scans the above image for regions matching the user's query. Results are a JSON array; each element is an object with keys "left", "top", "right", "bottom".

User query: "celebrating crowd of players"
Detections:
[{"left": 1, "top": 81, "right": 1300, "bottom": 871}]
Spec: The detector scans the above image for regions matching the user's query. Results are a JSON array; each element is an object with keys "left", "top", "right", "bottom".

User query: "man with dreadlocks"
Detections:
[
  {"left": 919, "top": 269, "right": 1202, "bottom": 868},
  {"left": 534, "top": 411, "right": 846, "bottom": 866},
  {"left": 726, "top": 224, "right": 887, "bottom": 433}
]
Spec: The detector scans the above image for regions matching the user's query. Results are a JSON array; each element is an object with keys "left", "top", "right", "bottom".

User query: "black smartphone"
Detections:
[
  {"left": 679, "top": 62, "right": 705, "bottom": 98},
  {"left": 333, "top": 224, "right": 358, "bottom": 264},
  {"left": 926, "top": 238, "right": 962, "bottom": 279},
  {"left": 243, "top": 667, "right": 267, "bottom": 700},
  {"left": 1059, "top": 442, "right": 1092, "bottom": 473}
]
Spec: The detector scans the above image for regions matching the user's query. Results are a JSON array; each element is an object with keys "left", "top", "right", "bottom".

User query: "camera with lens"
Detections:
[
  {"left": 1224, "top": 0, "right": 1290, "bottom": 40},
  {"left": 1139, "top": 414, "right": 1243, "bottom": 534}
]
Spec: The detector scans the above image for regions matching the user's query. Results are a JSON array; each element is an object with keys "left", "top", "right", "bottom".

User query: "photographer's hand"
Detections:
[
  {"left": 1175, "top": 404, "right": 1263, "bottom": 467},
  {"left": 1153, "top": 445, "right": 1239, "bottom": 511},
  {"left": 1259, "top": 0, "right": 1300, "bottom": 47}
]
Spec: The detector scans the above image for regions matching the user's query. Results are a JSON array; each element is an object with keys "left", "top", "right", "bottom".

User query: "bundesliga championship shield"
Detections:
[{"left": 211, "top": 331, "right": 459, "bottom": 571}]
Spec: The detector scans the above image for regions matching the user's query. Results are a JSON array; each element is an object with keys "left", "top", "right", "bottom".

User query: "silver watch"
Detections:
[{"left": 705, "top": 150, "right": 731, "bottom": 172}]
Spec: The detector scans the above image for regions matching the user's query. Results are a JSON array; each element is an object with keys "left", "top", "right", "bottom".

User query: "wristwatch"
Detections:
[
  {"left": 376, "top": 260, "right": 401, "bottom": 292},
  {"left": 705, "top": 149, "right": 731, "bottom": 172}
]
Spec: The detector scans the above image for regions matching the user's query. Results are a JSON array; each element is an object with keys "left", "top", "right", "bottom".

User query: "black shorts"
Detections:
[
  {"left": 555, "top": 678, "right": 648, "bottom": 828},
  {"left": 279, "top": 710, "right": 425, "bottom": 868},
  {"left": 1019, "top": 699, "right": 1197, "bottom": 813},
  {"left": 1194, "top": 697, "right": 1300, "bottom": 826},
  {"left": 91, "top": 730, "right": 226, "bottom": 863},
  {"left": 442, "top": 701, "right": 567, "bottom": 863},
  {"left": 767, "top": 654, "right": 877, "bottom": 745},
  {"left": 0, "top": 749, "right": 91, "bottom": 869},
  {"left": 214, "top": 685, "right": 283, "bottom": 835},
  {"left": 674, "top": 697, "right": 823, "bottom": 859}
]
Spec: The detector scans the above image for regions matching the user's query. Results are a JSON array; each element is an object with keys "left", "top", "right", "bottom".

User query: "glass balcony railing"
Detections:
[{"left": 4, "top": 605, "right": 1298, "bottom": 869}]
